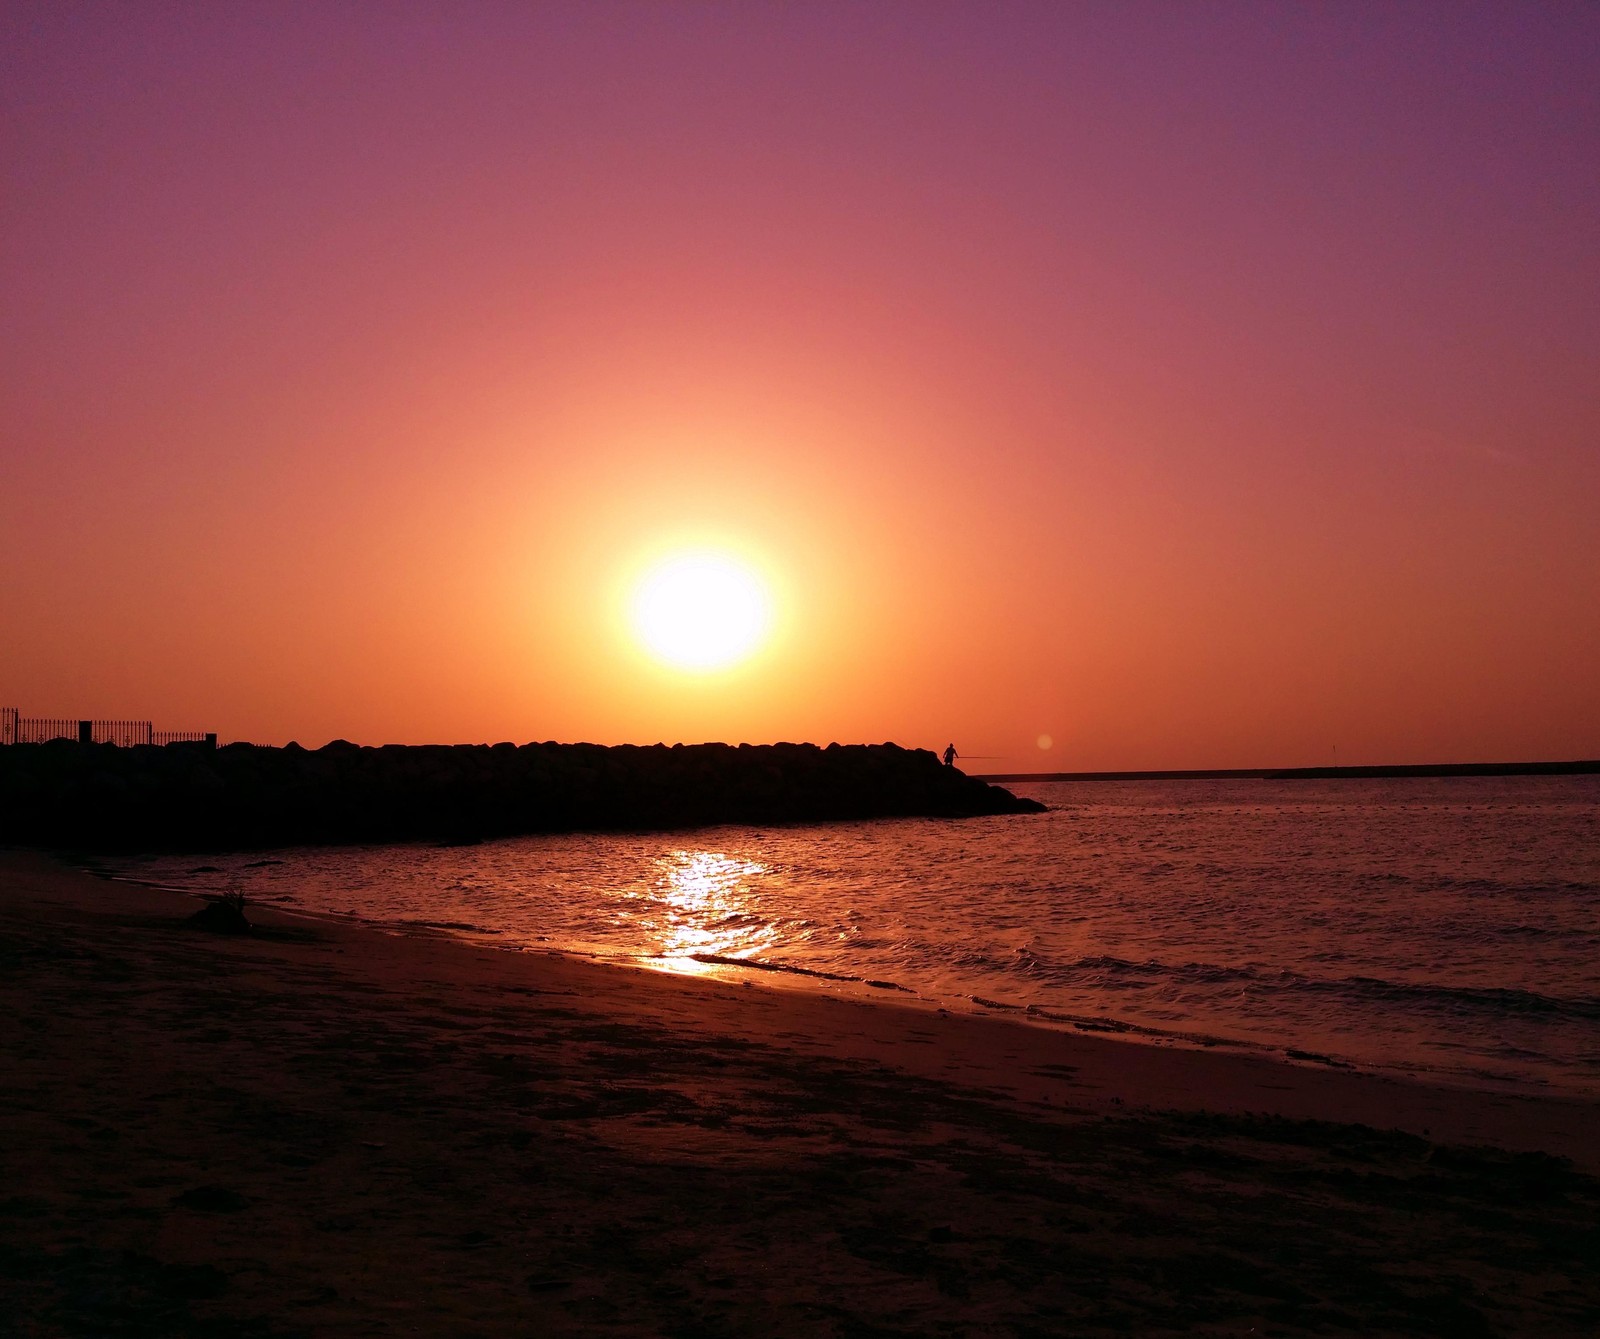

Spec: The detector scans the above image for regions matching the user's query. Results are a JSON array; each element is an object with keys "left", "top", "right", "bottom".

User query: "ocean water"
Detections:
[{"left": 113, "top": 776, "right": 1600, "bottom": 1097}]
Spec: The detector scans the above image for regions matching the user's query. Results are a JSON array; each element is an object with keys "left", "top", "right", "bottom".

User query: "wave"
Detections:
[
  {"left": 660, "top": 941, "right": 1600, "bottom": 1034},
  {"left": 656, "top": 951, "right": 917, "bottom": 993},
  {"left": 978, "top": 949, "right": 1600, "bottom": 1024},
  {"left": 1322, "top": 974, "right": 1600, "bottom": 1022},
  {"left": 1428, "top": 875, "right": 1599, "bottom": 897}
]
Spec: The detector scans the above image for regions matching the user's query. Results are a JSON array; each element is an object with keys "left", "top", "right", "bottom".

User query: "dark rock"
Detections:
[
  {"left": 186, "top": 900, "right": 251, "bottom": 934},
  {"left": 0, "top": 738, "right": 1046, "bottom": 850}
]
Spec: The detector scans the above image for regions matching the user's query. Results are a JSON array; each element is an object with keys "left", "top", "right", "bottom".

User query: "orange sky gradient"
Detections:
[{"left": 3, "top": 4, "right": 1597, "bottom": 771}]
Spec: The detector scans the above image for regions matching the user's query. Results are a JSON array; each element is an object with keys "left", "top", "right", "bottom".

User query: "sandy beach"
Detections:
[{"left": 3, "top": 849, "right": 1597, "bottom": 1337}]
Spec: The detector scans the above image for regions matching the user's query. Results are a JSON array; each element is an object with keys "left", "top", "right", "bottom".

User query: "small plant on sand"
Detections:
[{"left": 187, "top": 879, "right": 252, "bottom": 935}]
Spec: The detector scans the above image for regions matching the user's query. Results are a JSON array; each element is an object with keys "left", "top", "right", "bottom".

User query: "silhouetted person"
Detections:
[{"left": 943, "top": 743, "right": 958, "bottom": 767}]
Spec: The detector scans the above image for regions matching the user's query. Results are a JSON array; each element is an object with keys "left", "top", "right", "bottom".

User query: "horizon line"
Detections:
[{"left": 975, "top": 760, "right": 1600, "bottom": 783}]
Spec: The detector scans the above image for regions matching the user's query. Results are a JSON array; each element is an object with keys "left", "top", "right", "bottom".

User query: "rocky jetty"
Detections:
[{"left": 0, "top": 739, "right": 1045, "bottom": 851}]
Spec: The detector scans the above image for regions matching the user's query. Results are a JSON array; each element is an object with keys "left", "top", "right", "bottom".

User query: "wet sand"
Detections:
[{"left": 3, "top": 849, "right": 1597, "bottom": 1336}]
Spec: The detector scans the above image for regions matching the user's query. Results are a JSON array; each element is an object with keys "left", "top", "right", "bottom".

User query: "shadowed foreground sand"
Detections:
[{"left": 2, "top": 851, "right": 1597, "bottom": 1337}]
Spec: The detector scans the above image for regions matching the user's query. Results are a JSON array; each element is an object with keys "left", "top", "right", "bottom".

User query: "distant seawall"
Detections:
[
  {"left": 0, "top": 740, "right": 1045, "bottom": 851},
  {"left": 977, "top": 760, "right": 1600, "bottom": 783}
]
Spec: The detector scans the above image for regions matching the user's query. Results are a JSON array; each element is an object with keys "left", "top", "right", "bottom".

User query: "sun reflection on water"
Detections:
[{"left": 645, "top": 849, "right": 769, "bottom": 977}]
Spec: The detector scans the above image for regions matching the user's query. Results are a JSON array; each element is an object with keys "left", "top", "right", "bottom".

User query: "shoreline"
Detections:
[
  {"left": 82, "top": 848, "right": 1595, "bottom": 1109},
  {"left": 100, "top": 865, "right": 1576, "bottom": 1106},
  {"left": 4, "top": 847, "right": 1598, "bottom": 1334},
  {"left": 17, "top": 845, "right": 1600, "bottom": 1163}
]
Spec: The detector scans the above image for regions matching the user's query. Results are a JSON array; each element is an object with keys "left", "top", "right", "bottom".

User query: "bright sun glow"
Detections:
[{"left": 631, "top": 552, "right": 772, "bottom": 671}]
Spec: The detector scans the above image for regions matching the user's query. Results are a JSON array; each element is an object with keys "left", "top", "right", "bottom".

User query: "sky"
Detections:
[{"left": 3, "top": 1, "right": 1597, "bottom": 770}]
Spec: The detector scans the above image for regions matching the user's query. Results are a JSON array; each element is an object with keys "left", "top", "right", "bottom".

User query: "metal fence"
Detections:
[
  {"left": 91, "top": 719, "right": 154, "bottom": 747},
  {"left": 1, "top": 708, "right": 214, "bottom": 748},
  {"left": 4, "top": 713, "right": 78, "bottom": 745}
]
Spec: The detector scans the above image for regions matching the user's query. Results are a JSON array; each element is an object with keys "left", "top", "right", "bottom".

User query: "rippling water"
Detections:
[{"left": 113, "top": 776, "right": 1600, "bottom": 1096}]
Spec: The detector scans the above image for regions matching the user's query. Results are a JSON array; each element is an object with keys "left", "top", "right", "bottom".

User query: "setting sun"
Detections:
[{"left": 630, "top": 552, "right": 772, "bottom": 672}]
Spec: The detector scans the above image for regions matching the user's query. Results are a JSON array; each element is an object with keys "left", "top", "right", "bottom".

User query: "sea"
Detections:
[{"left": 110, "top": 776, "right": 1600, "bottom": 1099}]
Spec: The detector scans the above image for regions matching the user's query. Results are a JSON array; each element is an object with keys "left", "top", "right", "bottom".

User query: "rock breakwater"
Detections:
[{"left": 0, "top": 739, "right": 1044, "bottom": 851}]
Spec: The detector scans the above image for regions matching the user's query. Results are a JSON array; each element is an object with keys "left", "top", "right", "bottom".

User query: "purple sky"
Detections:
[{"left": 3, "top": 2, "right": 1597, "bottom": 765}]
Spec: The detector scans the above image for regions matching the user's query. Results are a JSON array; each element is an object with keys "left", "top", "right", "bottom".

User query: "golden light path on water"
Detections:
[{"left": 641, "top": 850, "right": 771, "bottom": 977}]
